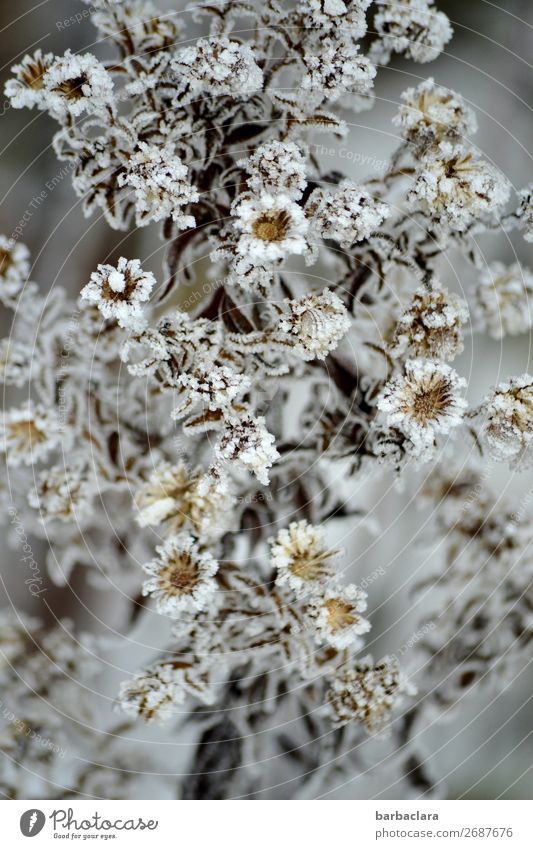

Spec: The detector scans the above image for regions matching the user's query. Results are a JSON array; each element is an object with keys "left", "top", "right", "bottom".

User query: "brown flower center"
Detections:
[
  {"left": 21, "top": 60, "right": 48, "bottom": 90},
  {"left": 159, "top": 554, "right": 199, "bottom": 596},
  {"left": 252, "top": 211, "right": 291, "bottom": 242},
  {"left": 8, "top": 419, "right": 46, "bottom": 446},
  {"left": 325, "top": 598, "right": 356, "bottom": 632},
  {"left": 101, "top": 272, "right": 138, "bottom": 302},
  {"left": 53, "top": 75, "right": 89, "bottom": 101},
  {"left": 407, "top": 378, "right": 452, "bottom": 424}
]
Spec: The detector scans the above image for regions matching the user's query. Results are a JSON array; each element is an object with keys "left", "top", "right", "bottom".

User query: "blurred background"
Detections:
[{"left": 0, "top": 0, "right": 531, "bottom": 799}]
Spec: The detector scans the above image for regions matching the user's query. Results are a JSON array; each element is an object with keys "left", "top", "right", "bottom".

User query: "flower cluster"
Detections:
[{"left": 2, "top": 0, "right": 530, "bottom": 802}]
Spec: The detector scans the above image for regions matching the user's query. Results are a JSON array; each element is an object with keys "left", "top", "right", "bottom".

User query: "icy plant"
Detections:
[{"left": 1, "top": 0, "right": 531, "bottom": 801}]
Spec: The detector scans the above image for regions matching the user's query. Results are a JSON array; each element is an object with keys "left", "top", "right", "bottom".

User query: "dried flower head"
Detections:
[
  {"left": 232, "top": 193, "right": 309, "bottom": 263},
  {"left": 118, "top": 142, "right": 198, "bottom": 228},
  {"left": 0, "top": 403, "right": 62, "bottom": 466},
  {"left": 481, "top": 375, "right": 533, "bottom": 467},
  {"left": 28, "top": 463, "right": 93, "bottom": 522},
  {"left": 142, "top": 535, "right": 219, "bottom": 616},
  {"left": 302, "top": 41, "right": 376, "bottom": 106},
  {"left": 326, "top": 655, "right": 411, "bottom": 733},
  {"left": 239, "top": 140, "right": 307, "bottom": 200},
  {"left": 215, "top": 413, "right": 279, "bottom": 485},
  {"left": 372, "top": 0, "right": 453, "bottom": 64},
  {"left": 298, "top": 0, "right": 372, "bottom": 41},
  {"left": 307, "top": 183, "right": 389, "bottom": 248},
  {"left": 272, "top": 520, "right": 341, "bottom": 594},
  {"left": 135, "top": 461, "right": 231, "bottom": 536},
  {"left": 409, "top": 150, "right": 510, "bottom": 232},
  {"left": 393, "top": 284, "right": 469, "bottom": 361},
  {"left": 475, "top": 261, "right": 533, "bottom": 339},
  {"left": 279, "top": 288, "right": 351, "bottom": 360},
  {"left": 42, "top": 50, "right": 114, "bottom": 119},
  {"left": 307, "top": 584, "right": 370, "bottom": 649},
  {"left": 394, "top": 77, "right": 476, "bottom": 150},
  {"left": 4, "top": 49, "right": 54, "bottom": 109},
  {"left": 81, "top": 257, "right": 155, "bottom": 331},
  {"left": 173, "top": 37, "right": 263, "bottom": 96},
  {"left": 377, "top": 359, "right": 467, "bottom": 458}
]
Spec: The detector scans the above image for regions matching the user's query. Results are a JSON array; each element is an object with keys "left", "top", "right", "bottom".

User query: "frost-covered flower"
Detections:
[
  {"left": 393, "top": 285, "right": 468, "bottom": 361},
  {"left": 0, "top": 404, "right": 62, "bottom": 466},
  {"left": 377, "top": 359, "right": 467, "bottom": 458},
  {"left": 239, "top": 140, "right": 307, "bottom": 200},
  {"left": 394, "top": 78, "right": 476, "bottom": 150},
  {"left": 307, "top": 183, "right": 389, "bottom": 248},
  {"left": 298, "top": 0, "right": 372, "bottom": 41},
  {"left": 135, "top": 461, "right": 231, "bottom": 536},
  {"left": 81, "top": 258, "right": 155, "bottom": 331},
  {"left": 373, "top": 0, "right": 453, "bottom": 64},
  {"left": 516, "top": 184, "right": 533, "bottom": 243},
  {"left": 302, "top": 41, "right": 376, "bottom": 106},
  {"left": 42, "top": 50, "right": 114, "bottom": 119},
  {"left": 232, "top": 193, "right": 309, "bottom": 262},
  {"left": 174, "top": 366, "right": 251, "bottom": 416},
  {"left": 475, "top": 262, "right": 533, "bottom": 339},
  {"left": 409, "top": 150, "right": 510, "bottom": 232},
  {"left": 272, "top": 520, "right": 341, "bottom": 594},
  {"left": 28, "top": 463, "right": 93, "bottom": 522},
  {"left": 142, "top": 535, "right": 218, "bottom": 616},
  {"left": 279, "top": 288, "right": 351, "bottom": 360},
  {"left": 119, "top": 655, "right": 218, "bottom": 722},
  {"left": 0, "top": 338, "right": 31, "bottom": 386},
  {"left": 307, "top": 584, "right": 370, "bottom": 649},
  {"left": 481, "top": 375, "right": 533, "bottom": 466},
  {"left": 173, "top": 37, "right": 263, "bottom": 96},
  {"left": 5, "top": 49, "right": 54, "bottom": 109},
  {"left": 215, "top": 413, "right": 279, "bottom": 485},
  {"left": 118, "top": 143, "right": 198, "bottom": 228},
  {"left": 0, "top": 237, "right": 30, "bottom": 303},
  {"left": 326, "top": 655, "right": 411, "bottom": 732}
]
